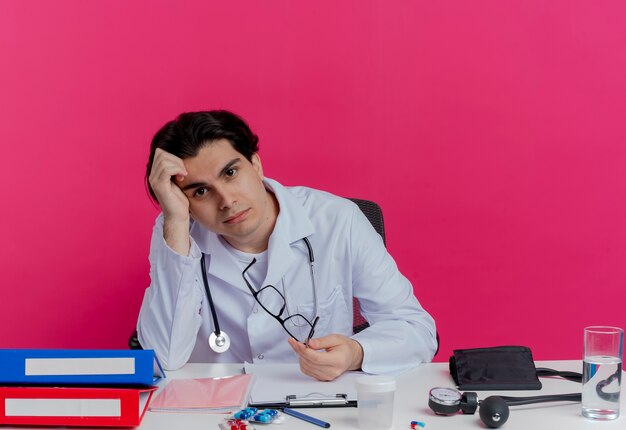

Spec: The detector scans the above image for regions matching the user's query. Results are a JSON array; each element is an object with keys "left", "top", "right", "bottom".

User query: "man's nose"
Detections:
[{"left": 216, "top": 185, "right": 236, "bottom": 210}]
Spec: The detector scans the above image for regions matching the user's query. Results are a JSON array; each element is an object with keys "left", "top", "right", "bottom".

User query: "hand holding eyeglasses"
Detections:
[{"left": 288, "top": 334, "right": 364, "bottom": 381}]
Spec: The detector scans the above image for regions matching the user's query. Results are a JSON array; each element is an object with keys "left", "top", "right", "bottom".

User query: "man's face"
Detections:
[{"left": 178, "top": 139, "right": 275, "bottom": 252}]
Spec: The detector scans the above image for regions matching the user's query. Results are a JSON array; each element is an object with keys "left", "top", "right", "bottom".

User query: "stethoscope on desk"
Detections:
[{"left": 200, "top": 237, "right": 317, "bottom": 353}]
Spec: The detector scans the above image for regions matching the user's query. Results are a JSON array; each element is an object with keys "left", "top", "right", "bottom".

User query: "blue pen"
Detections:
[{"left": 282, "top": 408, "right": 331, "bottom": 428}]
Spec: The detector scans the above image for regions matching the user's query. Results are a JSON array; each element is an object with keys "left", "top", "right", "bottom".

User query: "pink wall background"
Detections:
[{"left": 2, "top": 1, "right": 625, "bottom": 362}]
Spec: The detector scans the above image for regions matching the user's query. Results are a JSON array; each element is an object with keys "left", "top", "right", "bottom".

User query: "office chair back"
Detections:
[
  {"left": 346, "top": 198, "right": 384, "bottom": 333},
  {"left": 347, "top": 198, "right": 439, "bottom": 355},
  {"left": 347, "top": 198, "right": 386, "bottom": 246}
]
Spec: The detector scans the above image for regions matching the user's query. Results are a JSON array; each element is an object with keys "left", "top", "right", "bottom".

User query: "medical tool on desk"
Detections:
[
  {"left": 428, "top": 386, "right": 581, "bottom": 428},
  {"left": 201, "top": 237, "right": 318, "bottom": 353},
  {"left": 440, "top": 345, "right": 623, "bottom": 427}
]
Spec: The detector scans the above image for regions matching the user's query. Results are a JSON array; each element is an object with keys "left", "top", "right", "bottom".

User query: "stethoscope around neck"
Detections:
[{"left": 200, "top": 237, "right": 317, "bottom": 353}]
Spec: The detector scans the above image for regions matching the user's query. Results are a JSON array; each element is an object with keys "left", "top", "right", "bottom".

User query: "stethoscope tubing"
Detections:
[
  {"left": 200, "top": 236, "right": 317, "bottom": 353},
  {"left": 200, "top": 251, "right": 222, "bottom": 336},
  {"left": 497, "top": 393, "right": 582, "bottom": 406}
]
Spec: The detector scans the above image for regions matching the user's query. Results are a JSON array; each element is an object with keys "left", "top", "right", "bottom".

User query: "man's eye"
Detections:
[
  {"left": 193, "top": 187, "right": 209, "bottom": 197},
  {"left": 226, "top": 168, "right": 237, "bottom": 177}
]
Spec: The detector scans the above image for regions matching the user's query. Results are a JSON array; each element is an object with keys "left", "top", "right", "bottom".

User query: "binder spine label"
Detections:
[
  {"left": 5, "top": 398, "right": 122, "bottom": 417},
  {"left": 25, "top": 358, "right": 136, "bottom": 376}
]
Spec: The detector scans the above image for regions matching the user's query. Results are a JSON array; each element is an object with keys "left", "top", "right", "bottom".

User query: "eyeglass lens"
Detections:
[{"left": 243, "top": 259, "right": 318, "bottom": 344}]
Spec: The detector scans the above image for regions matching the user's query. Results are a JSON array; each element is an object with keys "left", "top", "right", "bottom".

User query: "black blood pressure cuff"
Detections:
[{"left": 449, "top": 346, "right": 542, "bottom": 390}]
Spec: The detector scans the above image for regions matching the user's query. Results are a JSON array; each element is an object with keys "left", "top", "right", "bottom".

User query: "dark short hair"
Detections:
[{"left": 146, "top": 110, "right": 259, "bottom": 202}]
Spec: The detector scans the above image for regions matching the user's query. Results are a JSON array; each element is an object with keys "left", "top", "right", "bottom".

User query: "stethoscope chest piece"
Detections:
[{"left": 208, "top": 330, "right": 231, "bottom": 353}]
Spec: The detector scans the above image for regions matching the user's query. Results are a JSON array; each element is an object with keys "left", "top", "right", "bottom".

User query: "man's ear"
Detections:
[{"left": 251, "top": 153, "right": 264, "bottom": 179}]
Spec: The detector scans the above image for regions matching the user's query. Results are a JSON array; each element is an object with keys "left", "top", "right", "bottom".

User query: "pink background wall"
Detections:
[{"left": 2, "top": 1, "right": 625, "bottom": 362}]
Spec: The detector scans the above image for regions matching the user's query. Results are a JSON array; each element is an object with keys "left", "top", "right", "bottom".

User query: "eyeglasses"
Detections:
[{"left": 242, "top": 258, "right": 319, "bottom": 345}]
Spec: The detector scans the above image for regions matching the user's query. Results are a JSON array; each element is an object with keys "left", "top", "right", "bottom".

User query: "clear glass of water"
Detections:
[{"left": 582, "top": 326, "right": 623, "bottom": 420}]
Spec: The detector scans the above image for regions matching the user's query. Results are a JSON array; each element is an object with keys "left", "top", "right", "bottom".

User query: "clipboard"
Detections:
[
  {"left": 244, "top": 363, "right": 359, "bottom": 408},
  {"left": 249, "top": 393, "right": 357, "bottom": 409}
]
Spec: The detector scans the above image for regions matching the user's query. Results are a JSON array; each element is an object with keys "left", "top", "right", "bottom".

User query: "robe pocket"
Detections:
[{"left": 292, "top": 285, "right": 352, "bottom": 340}]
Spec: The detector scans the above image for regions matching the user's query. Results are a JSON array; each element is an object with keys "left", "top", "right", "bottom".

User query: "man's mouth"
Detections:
[{"left": 224, "top": 209, "right": 250, "bottom": 224}]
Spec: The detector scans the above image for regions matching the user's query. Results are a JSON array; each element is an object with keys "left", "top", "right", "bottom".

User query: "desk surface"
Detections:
[{"left": 4, "top": 361, "right": 624, "bottom": 430}]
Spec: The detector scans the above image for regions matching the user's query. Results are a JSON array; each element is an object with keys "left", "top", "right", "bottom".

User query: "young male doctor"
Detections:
[{"left": 137, "top": 110, "right": 437, "bottom": 381}]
